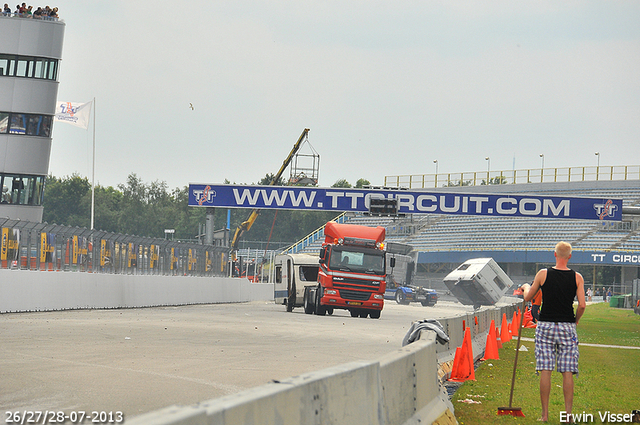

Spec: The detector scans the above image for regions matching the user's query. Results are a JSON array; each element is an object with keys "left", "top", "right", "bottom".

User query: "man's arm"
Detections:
[
  {"left": 523, "top": 268, "right": 546, "bottom": 302},
  {"left": 575, "top": 272, "right": 586, "bottom": 324}
]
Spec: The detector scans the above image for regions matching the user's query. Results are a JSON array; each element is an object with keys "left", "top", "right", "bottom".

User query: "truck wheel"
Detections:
[
  {"left": 350, "top": 310, "right": 359, "bottom": 318},
  {"left": 359, "top": 311, "right": 368, "bottom": 318},
  {"left": 420, "top": 301, "right": 431, "bottom": 307},
  {"left": 327, "top": 308, "right": 334, "bottom": 315},
  {"left": 370, "top": 310, "right": 381, "bottom": 319},
  {"left": 315, "top": 285, "right": 326, "bottom": 316},
  {"left": 395, "top": 290, "right": 408, "bottom": 305},
  {"left": 303, "top": 289, "right": 315, "bottom": 314}
]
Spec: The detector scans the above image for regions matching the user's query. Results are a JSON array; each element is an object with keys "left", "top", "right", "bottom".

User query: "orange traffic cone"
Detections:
[
  {"left": 500, "top": 313, "right": 512, "bottom": 343},
  {"left": 448, "top": 347, "right": 462, "bottom": 381},
  {"left": 482, "top": 320, "right": 500, "bottom": 360},
  {"left": 523, "top": 307, "right": 537, "bottom": 329},
  {"left": 518, "top": 308, "right": 523, "bottom": 327},
  {"left": 449, "top": 327, "right": 476, "bottom": 382},
  {"left": 510, "top": 311, "right": 519, "bottom": 335},
  {"left": 464, "top": 326, "right": 475, "bottom": 380},
  {"left": 496, "top": 326, "right": 503, "bottom": 349}
]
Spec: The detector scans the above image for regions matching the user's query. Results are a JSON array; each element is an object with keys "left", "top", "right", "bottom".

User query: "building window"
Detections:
[
  {"left": 0, "top": 112, "right": 8, "bottom": 133},
  {"left": 9, "top": 114, "right": 26, "bottom": 134},
  {"left": 0, "top": 54, "right": 59, "bottom": 81},
  {"left": 1, "top": 174, "right": 45, "bottom": 206},
  {"left": 0, "top": 112, "right": 52, "bottom": 137},
  {"left": 0, "top": 56, "right": 9, "bottom": 76}
]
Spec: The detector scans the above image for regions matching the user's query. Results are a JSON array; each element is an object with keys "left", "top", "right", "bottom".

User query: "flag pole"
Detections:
[{"left": 90, "top": 97, "right": 96, "bottom": 230}]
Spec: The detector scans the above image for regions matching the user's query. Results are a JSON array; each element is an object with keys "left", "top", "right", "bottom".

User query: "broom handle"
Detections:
[{"left": 508, "top": 300, "right": 526, "bottom": 408}]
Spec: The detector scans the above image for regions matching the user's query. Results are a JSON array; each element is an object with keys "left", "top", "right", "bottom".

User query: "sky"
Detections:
[{"left": 48, "top": 1, "right": 640, "bottom": 191}]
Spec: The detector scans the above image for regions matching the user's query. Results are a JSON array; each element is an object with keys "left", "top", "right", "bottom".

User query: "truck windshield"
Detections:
[{"left": 329, "top": 247, "right": 385, "bottom": 274}]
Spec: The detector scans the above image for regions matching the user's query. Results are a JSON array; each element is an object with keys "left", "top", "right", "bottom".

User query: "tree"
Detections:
[
  {"left": 257, "top": 173, "right": 286, "bottom": 186},
  {"left": 355, "top": 178, "right": 370, "bottom": 188},
  {"left": 43, "top": 174, "right": 91, "bottom": 226},
  {"left": 42, "top": 173, "right": 344, "bottom": 246},
  {"left": 481, "top": 176, "right": 508, "bottom": 185},
  {"left": 444, "top": 179, "right": 471, "bottom": 187},
  {"left": 169, "top": 186, "right": 206, "bottom": 240},
  {"left": 332, "top": 179, "right": 351, "bottom": 188},
  {"left": 92, "top": 185, "right": 122, "bottom": 232},
  {"left": 117, "top": 173, "right": 150, "bottom": 236}
]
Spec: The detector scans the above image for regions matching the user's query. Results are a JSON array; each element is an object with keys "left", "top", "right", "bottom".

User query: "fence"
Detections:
[
  {"left": 0, "top": 218, "right": 228, "bottom": 277},
  {"left": 385, "top": 165, "right": 640, "bottom": 189}
]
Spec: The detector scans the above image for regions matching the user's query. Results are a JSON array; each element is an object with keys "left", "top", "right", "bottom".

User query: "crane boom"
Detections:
[{"left": 230, "top": 128, "right": 310, "bottom": 262}]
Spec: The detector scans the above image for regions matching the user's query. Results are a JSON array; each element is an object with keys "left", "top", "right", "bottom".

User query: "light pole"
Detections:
[
  {"left": 540, "top": 154, "right": 544, "bottom": 182},
  {"left": 485, "top": 157, "right": 490, "bottom": 184},
  {"left": 595, "top": 152, "right": 600, "bottom": 180},
  {"left": 433, "top": 160, "right": 438, "bottom": 187}
]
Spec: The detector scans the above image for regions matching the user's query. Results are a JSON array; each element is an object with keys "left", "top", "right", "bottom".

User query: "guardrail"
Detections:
[{"left": 385, "top": 165, "right": 640, "bottom": 189}]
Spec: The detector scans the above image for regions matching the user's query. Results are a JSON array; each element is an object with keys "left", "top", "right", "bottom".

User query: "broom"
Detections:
[{"left": 497, "top": 299, "right": 526, "bottom": 417}]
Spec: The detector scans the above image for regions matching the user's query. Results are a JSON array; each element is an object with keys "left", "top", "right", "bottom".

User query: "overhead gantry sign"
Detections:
[{"left": 188, "top": 184, "right": 622, "bottom": 222}]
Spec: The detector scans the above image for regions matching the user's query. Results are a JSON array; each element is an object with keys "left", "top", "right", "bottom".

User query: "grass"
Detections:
[{"left": 453, "top": 303, "right": 640, "bottom": 424}]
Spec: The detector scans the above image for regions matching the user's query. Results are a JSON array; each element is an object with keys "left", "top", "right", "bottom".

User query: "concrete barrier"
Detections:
[
  {"left": 0, "top": 270, "right": 272, "bottom": 313},
  {"left": 127, "top": 301, "right": 521, "bottom": 425},
  {"left": 434, "top": 300, "right": 519, "bottom": 363}
]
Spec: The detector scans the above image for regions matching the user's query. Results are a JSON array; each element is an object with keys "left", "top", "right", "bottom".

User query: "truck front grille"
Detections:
[
  {"left": 332, "top": 277, "right": 380, "bottom": 288},
  {"left": 339, "top": 290, "right": 371, "bottom": 301}
]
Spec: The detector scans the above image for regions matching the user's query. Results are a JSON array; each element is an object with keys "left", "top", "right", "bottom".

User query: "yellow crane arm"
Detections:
[{"left": 230, "top": 128, "right": 310, "bottom": 261}]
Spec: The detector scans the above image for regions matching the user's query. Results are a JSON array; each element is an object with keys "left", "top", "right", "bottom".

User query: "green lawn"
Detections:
[{"left": 453, "top": 303, "right": 640, "bottom": 424}]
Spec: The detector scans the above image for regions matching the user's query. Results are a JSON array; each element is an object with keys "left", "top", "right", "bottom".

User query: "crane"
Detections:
[{"left": 229, "top": 128, "right": 311, "bottom": 264}]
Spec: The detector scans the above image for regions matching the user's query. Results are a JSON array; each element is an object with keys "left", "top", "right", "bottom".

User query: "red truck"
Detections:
[{"left": 302, "top": 222, "right": 392, "bottom": 319}]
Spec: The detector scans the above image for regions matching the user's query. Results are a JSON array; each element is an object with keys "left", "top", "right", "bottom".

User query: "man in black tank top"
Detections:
[{"left": 522, "top": 241, "right": 586, "bottom": 423}]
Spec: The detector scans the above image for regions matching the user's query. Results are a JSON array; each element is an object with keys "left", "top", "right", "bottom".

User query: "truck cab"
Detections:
[
  {"left": 305, "top": 222, "right": 389, "bottom": 319},
  {"left": 384, "top": 245, "right": 438, "bottom": 307}
]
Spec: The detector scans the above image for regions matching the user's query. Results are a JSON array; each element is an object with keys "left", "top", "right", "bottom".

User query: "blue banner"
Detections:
[
  {"left": 188, "top": 184, "right": 623, "bottom": 221},
  {"left": 418, "top": 250, "right": 640, "bottom": 266}
]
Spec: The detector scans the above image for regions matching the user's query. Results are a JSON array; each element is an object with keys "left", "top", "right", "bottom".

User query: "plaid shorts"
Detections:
[{"left": 535, "top": 321, "right": 579, "bottom": 374}]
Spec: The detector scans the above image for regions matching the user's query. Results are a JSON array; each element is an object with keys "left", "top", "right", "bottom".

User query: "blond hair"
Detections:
[{"left": 555, "top": 241, "right": 572, "bottom": 259}]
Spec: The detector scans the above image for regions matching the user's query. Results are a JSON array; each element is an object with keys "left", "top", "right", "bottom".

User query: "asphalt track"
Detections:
[{"left": 0, "top": 299, "right": 477, "bottom": 422}]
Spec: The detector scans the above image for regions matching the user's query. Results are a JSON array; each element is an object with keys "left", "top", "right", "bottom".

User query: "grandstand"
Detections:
[{"left": 285, "top": 176, "right": 640, "bottom": 294}]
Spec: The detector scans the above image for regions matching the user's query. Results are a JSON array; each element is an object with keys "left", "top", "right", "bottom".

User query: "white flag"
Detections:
[{"left": 54, "top": 101, "right": 92, "bottom": 129}]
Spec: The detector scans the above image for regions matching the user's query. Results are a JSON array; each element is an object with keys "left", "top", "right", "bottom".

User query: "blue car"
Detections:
[{"left": 384, "top": 280, "right": 438, "bottom": 307}]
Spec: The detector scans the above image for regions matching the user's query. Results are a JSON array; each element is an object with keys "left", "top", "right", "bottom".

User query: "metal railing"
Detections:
[
  {"left": 281, "top": 212, "right": 347, "bottom": 255},
  {"left": 385, "top": 165, "right": 640, "bottom": 189},
  {"left": 0, "top": 12, "right": 61, "bottom": 21},
  {"left": 1, "top": 218, "right": 228, "bottom": 276}
]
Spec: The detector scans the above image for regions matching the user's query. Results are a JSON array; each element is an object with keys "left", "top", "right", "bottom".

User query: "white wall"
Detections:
[{"left": 0, "top": 270, "right": 273, "bottom": 313}]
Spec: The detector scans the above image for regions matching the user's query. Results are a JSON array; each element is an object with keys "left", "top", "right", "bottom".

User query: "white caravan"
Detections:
[{"left": 273, "top": 253, "right": 320, "bottom": 312}]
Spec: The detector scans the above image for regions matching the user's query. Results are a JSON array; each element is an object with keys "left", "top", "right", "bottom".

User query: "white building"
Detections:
[{"left": 0, "top": 14, "right": 65, "bottom": 222}]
